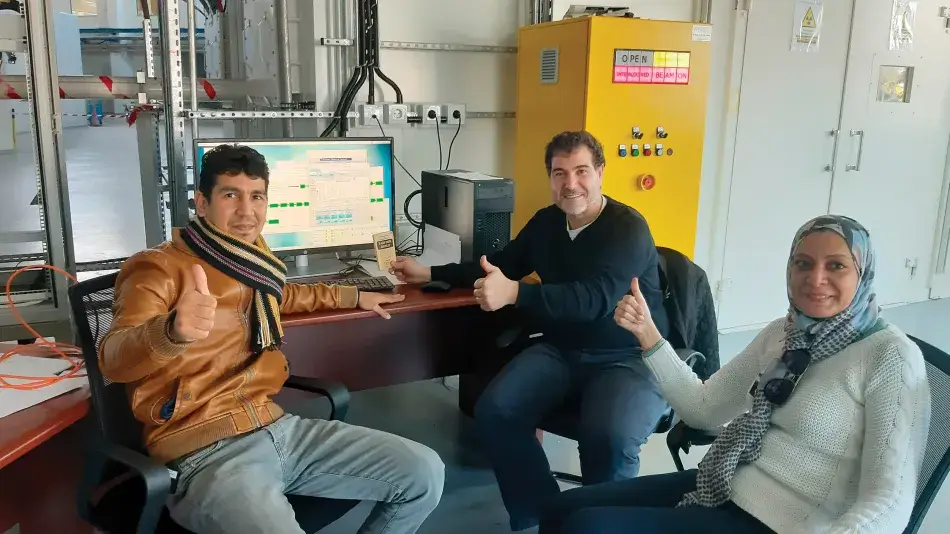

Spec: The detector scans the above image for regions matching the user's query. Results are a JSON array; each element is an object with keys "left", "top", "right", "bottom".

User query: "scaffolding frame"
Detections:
[{"left": 0, "top": 0, "right": 76, "bottom": 341}]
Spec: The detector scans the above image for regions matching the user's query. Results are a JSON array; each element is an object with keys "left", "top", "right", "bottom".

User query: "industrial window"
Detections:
[{"left": 876, "top": 65, "right": 914, "bottom": 103}]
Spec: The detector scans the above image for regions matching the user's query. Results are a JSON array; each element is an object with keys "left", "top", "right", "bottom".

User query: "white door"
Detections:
[
  {"left": 829, "top": 0, "right": 950, "bottom": 306},
  {"left": 717, "top": 0, "right": 856, "bottom": 329}
]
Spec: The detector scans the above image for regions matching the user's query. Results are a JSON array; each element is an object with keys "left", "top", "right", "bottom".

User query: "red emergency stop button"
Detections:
[
  {"left": 643, "top": 148, "right": 652, "bottom": 157},
  {"left": 638, "top": 174, "right": 656, "bottom": 191}
]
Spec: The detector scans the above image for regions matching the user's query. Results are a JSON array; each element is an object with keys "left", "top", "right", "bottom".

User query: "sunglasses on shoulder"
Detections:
[{"left": 750, "top": 349, "right": 812, "bottom": 406}]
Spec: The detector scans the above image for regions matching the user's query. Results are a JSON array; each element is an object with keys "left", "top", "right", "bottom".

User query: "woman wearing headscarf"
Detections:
[{"left": 539, "top": 215, "right": 931, "bottom": 533}]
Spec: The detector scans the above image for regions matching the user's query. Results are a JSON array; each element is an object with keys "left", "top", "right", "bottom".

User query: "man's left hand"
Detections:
[
  {"left": 473, "top": 256, "right": 518, "bottom": 312},
  {"left": 358, "top": 291, "right": 406, "bottom": 319}
]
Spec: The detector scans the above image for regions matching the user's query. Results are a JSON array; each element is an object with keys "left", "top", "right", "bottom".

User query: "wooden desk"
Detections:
[
  {"left": 0, "top": 387, "right": 92, "bottom": 533},
  {"left": 0, "top": 285, "right": 488, "bottom": 533},
  {"left": 281, "top": 284, "right": 489, "bottom": 391},
  {"left": 0, "top": 387, "right": 90, "bottom": 470}
]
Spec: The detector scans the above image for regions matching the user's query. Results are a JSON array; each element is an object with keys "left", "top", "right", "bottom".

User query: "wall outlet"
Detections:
[
  {"left": 416, "top": 104, "right": 441, "bottom": 125},
  {"left": 358, "top": 104, "right": 384, "bottom": 126},
  {"left": 441, "top": 104, "right": 466, "bottom": 125},
  {"left": 395, "top": 212, "right": 422, "bottom": 225},
  {"left": 384, "top": 103, "right": 409, "bottom": 125}
]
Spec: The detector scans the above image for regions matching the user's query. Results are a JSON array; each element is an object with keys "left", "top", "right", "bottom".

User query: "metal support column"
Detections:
[
  {"left": 158, "top": 0, "right": 190, "bottom": 226},
  {"left": 137, "top": 2, "right": 165, "bottom": 246},
  {"left": 187, "top": 0, "right": 200, "bottom": 149},
  {"left": 275, "top": 0, "right": 295, "bottom": 136},
  {"left": 23, "top": 0, "right": 74, "bottom": 278},
  {"left": 142, "top": 17, "right": 156, "bottom": 78},
  {"left": 534, "top": 0, "right": 554, "bottom": 23},
  {"left": 221, "top": 0, "right": 249, "bottom": 138},
  {"left": 530, "top": 0, "right": 542, "bottom": 24},
  {"left": 136, "top": 111, "right": 166, "bottom": 247},
  {"left": 696, "top": 0, "right": 713, "bottom": 24}
]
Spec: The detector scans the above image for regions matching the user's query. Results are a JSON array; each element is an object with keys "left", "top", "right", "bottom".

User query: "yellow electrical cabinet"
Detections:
[{"left": 514, "top": 16, "right": 712, "bottom": 258}]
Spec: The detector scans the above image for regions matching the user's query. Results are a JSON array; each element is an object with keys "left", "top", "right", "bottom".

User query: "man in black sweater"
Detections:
[{"left": 391, "top": 131, "right": 669, "bottom": 531}]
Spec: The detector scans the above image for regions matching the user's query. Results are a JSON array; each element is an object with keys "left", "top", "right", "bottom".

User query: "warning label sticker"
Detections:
[{"left": 791, "top": 0, "right": 823, "bottom": 52}]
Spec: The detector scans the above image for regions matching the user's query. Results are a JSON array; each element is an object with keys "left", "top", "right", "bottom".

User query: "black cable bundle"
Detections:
[
  {"left": 320, "top": 0, "right": 370, "bottom": 137},
  {"left": 321, "top": 0, "right": 405, "bottom": 137},
  {"left": 368, "top": 0, "right": 403, "bottom": 104}
]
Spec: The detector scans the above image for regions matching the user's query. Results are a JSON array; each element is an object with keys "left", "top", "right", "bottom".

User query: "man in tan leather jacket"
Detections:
[{"left": 100, "top": 144, "right": 444, "bottom": 534}]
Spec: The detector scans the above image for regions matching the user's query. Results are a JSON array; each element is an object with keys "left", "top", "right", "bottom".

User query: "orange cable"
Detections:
[{"left": 1, "top": 264, "right": 86, "bottom": 390}]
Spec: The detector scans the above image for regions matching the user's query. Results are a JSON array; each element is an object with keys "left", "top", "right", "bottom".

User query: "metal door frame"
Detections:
[{"left": 929, "top": 138, "right": 950, "bottom": 298}]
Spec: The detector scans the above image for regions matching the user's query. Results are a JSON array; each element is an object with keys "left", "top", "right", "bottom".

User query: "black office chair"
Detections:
[
  {"left": 68, "top": 271, "right": 360, "bottom": 534},
  {"left": 667, "top": 334, "right": 950, "bottom": 534},
  {"left": 458, "top": 248, "right": 716, "bottom": 485}
]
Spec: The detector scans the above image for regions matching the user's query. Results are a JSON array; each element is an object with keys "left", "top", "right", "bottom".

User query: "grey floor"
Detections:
[{"left": 1, "top": 123, "right": 948, "bottom": 533}]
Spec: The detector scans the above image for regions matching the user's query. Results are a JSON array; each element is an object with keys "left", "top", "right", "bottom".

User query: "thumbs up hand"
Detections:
[
  {"left": 473, "top": 255, "right": 518, "bottom": 312},
  {"left": 614, "top": 278, "right": 663, "bottom": 351},
  {"left": 480, "top": 256, "right": 499, "bottom": 274},
  {"left": 169, "top": 264, "right": 218, "bottom": 343}
]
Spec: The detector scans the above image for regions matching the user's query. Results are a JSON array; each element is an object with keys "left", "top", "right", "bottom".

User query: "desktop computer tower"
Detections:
[{"left": 420, "top": 170, "right": 514, "bottom": 262}]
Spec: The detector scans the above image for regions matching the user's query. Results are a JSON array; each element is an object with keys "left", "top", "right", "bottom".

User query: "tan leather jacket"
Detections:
[{"left": 99, "top": 229, "right": 358, "bottom": 464}]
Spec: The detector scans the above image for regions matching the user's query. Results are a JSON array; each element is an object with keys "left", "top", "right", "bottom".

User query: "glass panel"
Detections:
[{"left": 876, "top": 65, "right": 913, "bottom": 103}]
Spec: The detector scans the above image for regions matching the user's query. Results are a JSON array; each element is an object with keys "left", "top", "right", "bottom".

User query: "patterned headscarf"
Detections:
[{"left": 679, "top": 214, "right": 879, "bottom": 508}]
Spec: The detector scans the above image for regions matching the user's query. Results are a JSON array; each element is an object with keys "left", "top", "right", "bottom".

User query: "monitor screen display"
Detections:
[{"left": 194, "top": 137, "right": 395, "bottom": 254}]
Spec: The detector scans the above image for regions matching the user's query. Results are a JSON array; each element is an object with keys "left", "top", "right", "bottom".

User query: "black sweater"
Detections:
[{"left": 430, "top": 197, "right": 669, "bottom": 352}]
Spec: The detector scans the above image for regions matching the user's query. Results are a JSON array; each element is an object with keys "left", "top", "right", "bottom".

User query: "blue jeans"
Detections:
[
  {"left": 539, "top": 470, "right": 774, "bottom": 533},
  {"left": 165, "top": 414, "right": 445, "bottom": 534},
  {"left": 474, "top": 342, "right": 668, "bottom": 531}
]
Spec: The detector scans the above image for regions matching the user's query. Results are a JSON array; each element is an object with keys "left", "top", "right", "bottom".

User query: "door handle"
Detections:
[
  {"left": 846, "top": 129, "right": 864, "bottom": 171},
  {"left": 824, "top": 129, "right": 839, "bottom": 172}
]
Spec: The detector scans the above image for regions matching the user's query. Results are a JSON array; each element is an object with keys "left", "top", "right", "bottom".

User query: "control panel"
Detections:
[
  {"left": 614, "top": 125, "right": 679, "bottom": 192},
  {"left": 513, "top": 15, "right": 711, "bottom": 256}
]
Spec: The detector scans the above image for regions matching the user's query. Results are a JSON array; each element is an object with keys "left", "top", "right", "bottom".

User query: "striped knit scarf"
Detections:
[{"left": 180, "top": 217, "right": 287, "bottom": 354}]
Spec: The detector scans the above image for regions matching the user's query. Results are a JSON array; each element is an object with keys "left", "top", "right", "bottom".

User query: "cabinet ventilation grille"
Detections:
[{"left": 540, "top": 48, "right": 559, "bottom": 84}]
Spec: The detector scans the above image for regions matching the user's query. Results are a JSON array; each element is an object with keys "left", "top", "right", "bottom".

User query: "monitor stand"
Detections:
[{"left": 285, "top": 254, "right": 350, "bottom": 279}]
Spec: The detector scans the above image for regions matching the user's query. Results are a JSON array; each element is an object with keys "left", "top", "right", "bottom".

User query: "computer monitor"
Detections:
[{"left": 193, "top": 137, "right": 395, "bottom": 259}]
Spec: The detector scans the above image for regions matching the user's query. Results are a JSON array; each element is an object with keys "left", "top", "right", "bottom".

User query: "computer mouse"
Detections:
[{"left": 420, "top": 280, "right": 452, "bottom": 293}]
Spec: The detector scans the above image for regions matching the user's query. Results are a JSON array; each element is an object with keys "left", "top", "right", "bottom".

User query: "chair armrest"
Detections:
[
  {"left": 77, "top": 439, "right": 173, "bottom": 534},
  {"left": 674, "top": 348, "right": 706, "bottom": 373},
  {"left": 285, "top": 375, "right": 350, "bottom": 421},
  {"left": 666, "top": 420, "right": 720, "bottom": 472},
  {"left": 496, "top": 327, "right": 523, "bottom": 349},
  {"left": 496, "top": 327, "right": 546, "bottom": 349}
]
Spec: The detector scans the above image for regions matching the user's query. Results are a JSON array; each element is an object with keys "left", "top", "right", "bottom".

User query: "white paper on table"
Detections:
[
  {"left": 418, "top": 225, "right": 462, "bottom": 267},
  {"left": 0, "top": 355, "right": 87, "bottom": 419}
]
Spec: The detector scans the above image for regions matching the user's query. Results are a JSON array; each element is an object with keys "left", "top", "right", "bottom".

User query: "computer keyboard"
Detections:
[{"left": 296, "top": 275, "right": 395, "bottom": 293}]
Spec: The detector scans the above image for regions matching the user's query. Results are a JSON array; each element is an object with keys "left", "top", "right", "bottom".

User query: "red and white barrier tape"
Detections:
[
  {"left": 0, "top": 75, "right": 222, "bottom": 101},
  {"left": 13, "top": 112, "right": 129, "bottom": 119},
  {"left": 126, "top": 104, "right": 160, "bottom": 126}
]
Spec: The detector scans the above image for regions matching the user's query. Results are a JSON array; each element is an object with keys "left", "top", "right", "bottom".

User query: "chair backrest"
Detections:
[
  {"left": 656, "top": 246, "right": 720, "bottom": 378},
  {"left": 906, "top": 335, "right": 950, "bottom": 534},
  {"left": 68, "top": 271, "right": 145, "bottom": 452}
]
